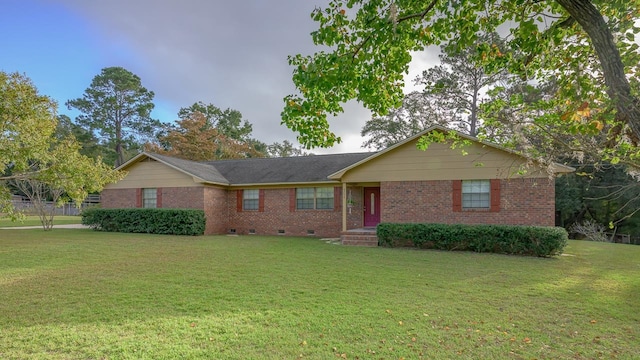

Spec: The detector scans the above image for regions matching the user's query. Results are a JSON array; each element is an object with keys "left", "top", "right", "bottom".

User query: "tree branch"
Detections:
[
  {"left": 395, "top": 0, "right": 439, "bottom": 22},
  {"left": 523, "top": 15, "right": 575, "bottom": 68},
  {"left": 350, "top": 0, "right": 439, "bottom": 60},
  {"left": 556, "top": 0, "right": 640, "bottom": 143}
]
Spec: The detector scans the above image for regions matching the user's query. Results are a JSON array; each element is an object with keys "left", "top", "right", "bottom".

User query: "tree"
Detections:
[
  {"left": 282, "top": 0, "right": 640, "bottom": 171},
  {"left": 1, "top": 71, "right": 59, "bottom": 219},
  {"left": 174, "top": 101, "right": 269, "bottom": 158},
  {"left": 10, "top": 137, "right": 124, "bottom": 230},
  {"left": 1, "top": 71, "right": 55, "bottom": 218},
  {"left": 178, "top": 101, "right": 253, "bottom": 141},
  {"left": 67, "top": 67, "right": 159, "bottom": 167},
  {"left": 146, "top": 112, "right": 265, "bottom": 161},
  {"left": 55, "top": 114, "right": 111, "bottom": 160},
  {"left": 247, "top": 138, "right": 269, "bottom": 157},
  {"left": 416, "top": 37, "right": 507, "bottom": 137},
  {"left": 1, "top": 71, "right": 123, "bottom": 224},
  {"left": 1, "top": 72, "right": 56, "bottom": 179},
  {"left": 267, "top": 140, "right": 313, "bottom": 157},
  {"left": 361, "top": 39, "right": 506, "bottom": 149},
  {"left": 361, "top": 92, "right": 441, "bottom": 150},
  {"left": 556, "top": 165, "right": 640, "bottom": 237}
]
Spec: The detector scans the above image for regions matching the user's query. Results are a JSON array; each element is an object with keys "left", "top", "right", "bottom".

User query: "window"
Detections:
[
  {"left": 315, "top": 187, "right": 334, "bottom": 209},
  {"left": 243, "top": 189, "right": 259, "bottom": 210},
  {"left": 296, "top": 188, "right": 315, "bottom": 209},
  {"left": 462, "top": 180, "right": 490, "bottom": 209},
  {"left": 296, "top": 187, "right": 334, "bottom": 210},
  {"left": 142, "top": 188, "right": 157, "bottom": 208},
  {"left": 237, "top": 189, "right": 263, "bottom": 212}
]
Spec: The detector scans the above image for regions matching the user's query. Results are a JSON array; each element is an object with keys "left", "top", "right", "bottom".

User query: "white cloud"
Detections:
[{"left": 55, "top": 0, "right": 441, "bottom": 153}]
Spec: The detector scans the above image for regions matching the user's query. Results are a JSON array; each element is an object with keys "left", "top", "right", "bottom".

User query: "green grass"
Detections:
[
  {"left": 1, "top": 230, "right": 638, "bottom": 359},
  {"left": 0, "top": 215, "right": 82, "bottom": 228}
]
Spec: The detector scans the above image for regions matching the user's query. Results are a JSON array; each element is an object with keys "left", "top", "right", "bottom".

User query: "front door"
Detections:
[{"left": 363, "top": 187, "right": 381, "bottom": 227}]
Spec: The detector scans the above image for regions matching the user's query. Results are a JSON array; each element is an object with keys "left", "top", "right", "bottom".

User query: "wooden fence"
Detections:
[{"left": 10, "top": 195, "right": 101, "bottom": 216}]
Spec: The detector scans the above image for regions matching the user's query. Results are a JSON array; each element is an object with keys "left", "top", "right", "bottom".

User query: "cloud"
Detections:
[{"left": 56, "top": 0, "right": 438, "bottom": 152}]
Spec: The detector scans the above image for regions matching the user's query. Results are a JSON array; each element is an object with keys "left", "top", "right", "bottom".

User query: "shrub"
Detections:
[
  {"left": 81, "top": 208, "right": 205, "bottom": 236},
  {"left": 569, "top": 220, "right": 610, "bottom": 242},
  {"left": 377, "top": 223, "right": 568, "bottom": 257}
]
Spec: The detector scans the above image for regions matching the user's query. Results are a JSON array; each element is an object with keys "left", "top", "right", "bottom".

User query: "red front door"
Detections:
[{"left": 363, "top": 187, "right": 381, "bottom": 227}]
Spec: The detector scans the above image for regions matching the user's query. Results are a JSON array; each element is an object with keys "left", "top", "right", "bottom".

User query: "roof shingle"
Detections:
[
  {"left": 204, "top": 153, "right": 373, "bottom": 184},
  {"left": 148, "top": 153, "right": 230, "bottom": 184},
  {"left": 145, "top": 152, "right": 374, "bottom": 185}
]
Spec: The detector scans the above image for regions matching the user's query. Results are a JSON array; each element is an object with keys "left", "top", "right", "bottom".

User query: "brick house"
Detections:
[{"left": 101, "top": 126, "right": 574, "bottom": 245}]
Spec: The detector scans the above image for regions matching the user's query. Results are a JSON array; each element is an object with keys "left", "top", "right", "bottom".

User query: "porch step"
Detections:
[{"left": 341, "top": 230, "right": 378, "bottom": 247}]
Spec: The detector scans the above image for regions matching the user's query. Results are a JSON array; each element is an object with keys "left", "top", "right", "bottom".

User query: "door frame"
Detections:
[{"left": 363, "top": 187, "right": 381, "bottom": 227}]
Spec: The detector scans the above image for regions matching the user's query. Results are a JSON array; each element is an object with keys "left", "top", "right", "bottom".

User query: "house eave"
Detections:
[
  {"left": 226, "top": 180, "right": 341, "bottom": 188},
  {"left": 114, "top": 152, "right": 148, "bottom": 171},
  {"left": 328, "top": 125, "right": 575, "bottom": 179},
  {"left": 197, "top": 179, "right": 230, "bottom": 187},
  {"left": 549, "top": 163, "right": 576, "bottom": 174}
]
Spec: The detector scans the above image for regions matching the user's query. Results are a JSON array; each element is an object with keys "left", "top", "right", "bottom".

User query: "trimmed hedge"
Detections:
[
  {"left": 81, "top": 208, "right": 205, "bottom": 236},
  {"left": 377, "top": 223, "right": 568, "bottom": 257}
]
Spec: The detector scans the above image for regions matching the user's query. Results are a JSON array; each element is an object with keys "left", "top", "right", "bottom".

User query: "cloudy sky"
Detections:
[{"left": 1, "top": 0, "right": 436, "bottom": 153}]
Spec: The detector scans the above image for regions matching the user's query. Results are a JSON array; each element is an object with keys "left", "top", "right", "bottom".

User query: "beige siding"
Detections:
[
  {"left": 341, "top": 140, "right": 548, "bottom": 182},
  {"left": 105, "top": 160, "right": 202, "bottom": 189}
]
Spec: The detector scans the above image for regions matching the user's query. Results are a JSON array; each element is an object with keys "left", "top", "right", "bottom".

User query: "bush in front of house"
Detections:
[
  {"left": 81, "top": 208, "right": 205, "bottom": 236},
  {"left": 376, "top": 223, "right": 568, "bottom": 257}
]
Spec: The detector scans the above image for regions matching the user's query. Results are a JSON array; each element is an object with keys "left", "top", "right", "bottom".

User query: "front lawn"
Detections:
[
  {"left": 0, "top": 215, "right": 81, "bottom": 228},
  {"left": 1, "top": 230, "right": 638, "bottom": 359}
]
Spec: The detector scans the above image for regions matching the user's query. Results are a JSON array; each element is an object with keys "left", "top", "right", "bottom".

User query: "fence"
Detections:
[{"left": 10, "top": 195, "right": 101, "bottom": 216}]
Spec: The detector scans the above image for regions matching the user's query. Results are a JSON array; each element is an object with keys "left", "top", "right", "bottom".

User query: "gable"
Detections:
[
  {"left": 339, "top": 138, "right": 550, "bottom": 183},
  {"left": 105, "top": 158, "right": 203, "bottom": 189}
]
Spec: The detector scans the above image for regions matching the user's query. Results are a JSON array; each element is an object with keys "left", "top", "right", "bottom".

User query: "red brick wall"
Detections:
[
  {"left": 102, "top": 179, "right": 555, "bottom": 237},
  {"left": 102, "top": 187, "right": 207, "bottom": 210},
  {"left": 228, "top": 187, "right": 361, "bottom": 238},
  {"left": 160, "top": 187, "right": 205, "bottom": 209},
  {"left": 204, "top": 187, "right": 228, "bottom": 234},
  {"left": 101, "top": 188, "right": 138, "bottom": 208},
  {"left": 381, "top": 178, "right": 555, "bottom": 226},
  {"left": 101, "top": 187, "right": 216, "bottom": 231}
]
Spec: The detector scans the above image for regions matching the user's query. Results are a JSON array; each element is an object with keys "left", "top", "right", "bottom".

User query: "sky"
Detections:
[{"left": 0, "top": 0, "right": 438, "bottom": 154}]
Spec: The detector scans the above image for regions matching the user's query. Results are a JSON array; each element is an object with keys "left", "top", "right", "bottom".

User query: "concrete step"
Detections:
[{"left": 341, "top": 231, "right": 378, "bottom": 246}]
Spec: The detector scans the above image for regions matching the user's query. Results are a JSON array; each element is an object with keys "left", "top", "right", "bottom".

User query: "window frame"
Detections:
[
  {"left": 142, "top": 188, "right": 157, "bottom": 208},
  {"left": 461, "top": 180, "right": 490, "bottom": 209},
  {"left": 296, "top": 187, "right": 334, "bottom": 210},
  {"left": 242, "top": 189, "right": 260, "bottom": 211},
  {"left": 296, "top": 188, "right": 315, "bottom": 210},
  {"left": 315, "top": 187, "right": 334, "bottom": 209}
]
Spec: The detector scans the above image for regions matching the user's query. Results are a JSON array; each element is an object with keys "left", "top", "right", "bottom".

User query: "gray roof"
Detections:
[
  {"left": 148, "top": 153, "right": 230, "bottom": 184},
  {"left": 206, "top": 153, "right": 373, "bottom": 184},
  {"left": 145, "top": 152, "right": 374, "bottom": 185},
  {"left": 129, "top": 126, "right": 573, "bottom": 187}
]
